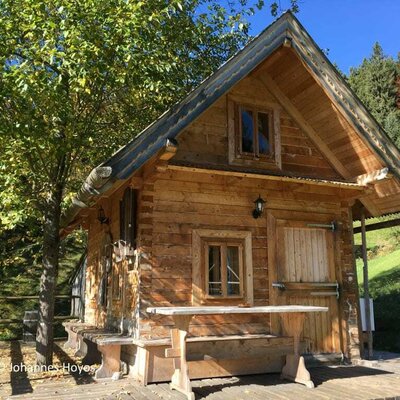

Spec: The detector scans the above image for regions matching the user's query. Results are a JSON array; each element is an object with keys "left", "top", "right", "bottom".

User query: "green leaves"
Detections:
[
  {"left": 348, "top": 42, "right": 400, "bottom": 148},
  {"left": 0, "top": 0, "right": 275, "bottom": 231},
  {"left": 270, "top": 0, "right": 298, "bottom": 16}
]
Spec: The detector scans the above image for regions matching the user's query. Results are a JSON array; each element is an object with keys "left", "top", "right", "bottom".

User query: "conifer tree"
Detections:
[{"left": 348, "top": 43, "right": 400, "bottom": 148}]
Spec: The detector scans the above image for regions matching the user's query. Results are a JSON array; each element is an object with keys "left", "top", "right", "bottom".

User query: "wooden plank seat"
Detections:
[
  {"left": 131, "top": 333, "right": 300, "bottom": 386},
  {"left": 79, "top": 330, "right": 134, "bottom": 380},
  {"left": 62, "top": 322, "right": 134, "bottom": 380}
]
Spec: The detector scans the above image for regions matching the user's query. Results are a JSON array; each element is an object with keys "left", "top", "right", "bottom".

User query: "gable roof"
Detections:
[
  {"left": 62, "top": 11, "right": 400, "bottom": 228},
  {"left": 102, "top": 11, "right": 400, "bottom": 181}
]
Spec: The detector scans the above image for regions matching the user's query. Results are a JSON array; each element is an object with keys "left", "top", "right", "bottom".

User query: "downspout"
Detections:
[{"left": 60, "top": 166, "right": 114, "bottom": 228}]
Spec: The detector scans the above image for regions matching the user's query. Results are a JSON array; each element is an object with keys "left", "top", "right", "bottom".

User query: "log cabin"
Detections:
[{"left": 61, "top": 11, "right": 400, "bottom": 387}]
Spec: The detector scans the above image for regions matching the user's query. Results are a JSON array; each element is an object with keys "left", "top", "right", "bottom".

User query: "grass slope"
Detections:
[
  {"left": 356, "top": 249, "right": 400, "bottom": 284},
  {"left": 355, "top": 216, "right": 400, "bottom": 352}
]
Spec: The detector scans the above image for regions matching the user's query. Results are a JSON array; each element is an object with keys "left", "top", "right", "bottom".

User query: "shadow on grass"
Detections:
[{"left": 10, "top": 341, "right": 33, "bottom": 396}]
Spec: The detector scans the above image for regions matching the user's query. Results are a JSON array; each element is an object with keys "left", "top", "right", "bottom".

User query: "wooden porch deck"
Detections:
[{"left": 1, "top": 341, "right": 400, "bottom": 400}]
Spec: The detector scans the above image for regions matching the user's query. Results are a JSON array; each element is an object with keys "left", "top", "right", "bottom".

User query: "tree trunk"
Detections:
[{"left": 35, "top": 185, "right": 63, "bottom": 366}]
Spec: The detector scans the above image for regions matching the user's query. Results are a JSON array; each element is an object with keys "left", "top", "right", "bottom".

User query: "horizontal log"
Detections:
[
  {"left": 0, "top": 315, "right": 74, "bottom": 324},
  {"left": 0, "top": 295, "right": 76, "bottom": 300},
  {"left": 353, "top": 217, "right": 400, "bottom": 234},
  {"left": 166, "top": 165, "right": 364, "bottom": 191}
]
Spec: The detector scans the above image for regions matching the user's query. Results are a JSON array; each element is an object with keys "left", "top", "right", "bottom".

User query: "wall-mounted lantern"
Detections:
[
  {"left": 252, "top": 195, "right": 266, "bottom": 219},
  {"left": 97, "top": 206, "right": 109, "bottom": 225}
]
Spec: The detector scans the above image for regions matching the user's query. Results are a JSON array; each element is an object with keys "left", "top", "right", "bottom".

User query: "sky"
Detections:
[{"left": 248, "top": 0, "right": 399, "bottom": 75}]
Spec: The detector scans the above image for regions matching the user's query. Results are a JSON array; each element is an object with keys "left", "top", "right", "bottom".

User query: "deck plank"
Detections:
[{"left": 4, "top": 365, "right": 400, "bottom": 400}]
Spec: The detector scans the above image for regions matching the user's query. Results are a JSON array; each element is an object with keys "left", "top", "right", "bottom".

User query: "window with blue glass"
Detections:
[{"left": 238, "top": 105, "right": 272, "bottom": 158}]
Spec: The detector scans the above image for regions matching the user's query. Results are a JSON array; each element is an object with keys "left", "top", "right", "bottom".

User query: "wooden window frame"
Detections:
[
  {"left": 228, "top": 97, "right": 281, "bottom": 169},
  {"left": 204, "top": 240, "right": 244, "bottom": 299},
  {"left": 237, "top": 104, "right": 274, "bottom": 159},
  {"left": 192, "top": 229, "right": 253, "bottom": 306}
]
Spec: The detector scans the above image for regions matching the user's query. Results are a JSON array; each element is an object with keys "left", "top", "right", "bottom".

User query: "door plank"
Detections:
[{"left": 269, "top": 212, "right": 340, "bottom": 353}]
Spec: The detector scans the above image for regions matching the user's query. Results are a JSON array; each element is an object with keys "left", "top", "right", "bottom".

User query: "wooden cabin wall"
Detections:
[
  {"left": 84, "top": 212, "right": 109, "bottom": 327},
  {"left": 82, "top": 69, "right": 362, "bottom": 359},
  {"left": 84, "top": 185, "right": 137, "bottom": 332},
  {"left": 173, "top": 75, "right": 342, "bottom": 180},
  {"left": 137, "top": 168, "right": 361, "bottom": 359}
]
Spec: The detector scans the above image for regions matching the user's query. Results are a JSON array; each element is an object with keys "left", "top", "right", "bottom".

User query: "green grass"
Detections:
[
  {"left": 353, "top": 213, "right": 400, "bottom": 249},
  {"left": 356, "top": 248, "right": 400, "bottom": 285},
  {"left": 355, "top": 217, "right": 400, "bottom": 353}
]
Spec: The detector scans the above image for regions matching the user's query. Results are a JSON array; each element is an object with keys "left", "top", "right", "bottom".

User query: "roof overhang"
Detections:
[
  {"left": 100, "top": 12, "right": 400, "bottom": 183},
  {"left": 167, "top": 163, "right": 366, "bottom": 192},
  {"left": 61, "top": 11, "right": 400, "bottom": 229}
]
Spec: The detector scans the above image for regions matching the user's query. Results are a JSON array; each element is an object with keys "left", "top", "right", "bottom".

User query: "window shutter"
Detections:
[
  {"left": 119, "top": 196, "right": 125, "bottom": 241},
  {"left": 130, "top": 189, "right": 137, "bottom": 248},
  {"left": 120, "top": 187, "right": 137, "bottom": 248}
]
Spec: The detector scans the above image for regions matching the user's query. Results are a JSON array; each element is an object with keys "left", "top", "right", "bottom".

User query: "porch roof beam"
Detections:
[
  {"left": 353, "top": 217, "right": 400, "bottom": 234},
  {"left": 167, "top": 164, "right": 365, "bottom": 191}
]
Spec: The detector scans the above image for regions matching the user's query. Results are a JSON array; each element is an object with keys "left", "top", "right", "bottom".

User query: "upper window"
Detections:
[
  {"left": 239, "top": 107, "right": 271, "bottom": 157},
  {"left": 228, "top": 98, "right": 281, "bottom": 169}
]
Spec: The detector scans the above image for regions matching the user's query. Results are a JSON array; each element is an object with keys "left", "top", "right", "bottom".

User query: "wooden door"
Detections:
[{"left": 269, "top": 215, "right": 341, "bottom": 354}]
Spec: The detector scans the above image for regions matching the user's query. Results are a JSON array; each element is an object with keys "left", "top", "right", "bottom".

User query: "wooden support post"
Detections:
[
  {"left": 166, "top": 315, "right": 194, "bottom": 400},
  {"left": 361, "top": 209, "right": 373, "bottom": 359},
  {"left": 95, "top": 344, "right": 122, "bottom": 380},
  {"left": 280, "top": 313, "right": 314, "bottom": 388}
]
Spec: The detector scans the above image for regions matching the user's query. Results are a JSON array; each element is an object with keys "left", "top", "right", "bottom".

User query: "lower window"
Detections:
[
  {"left": 192, "top": 229, "right": 253, "bottom": 305},
  {"left": 206, "top": 242, "right": 243, "bottom": 298}
]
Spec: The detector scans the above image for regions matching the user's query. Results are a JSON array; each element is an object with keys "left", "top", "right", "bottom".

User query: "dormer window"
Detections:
[{"left": 228, "top": 98, "right": 281, "bottom": 169}]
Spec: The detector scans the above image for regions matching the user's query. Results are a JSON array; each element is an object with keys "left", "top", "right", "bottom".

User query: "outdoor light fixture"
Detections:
[
  {"left": 97, "top": 206, "right": 109, "bottom": 224},
  {"left": 253, "top": 195, "right": 266, "bottom": 219}
]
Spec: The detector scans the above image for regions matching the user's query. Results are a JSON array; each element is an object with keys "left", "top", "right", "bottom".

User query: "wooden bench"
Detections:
[
  {"left": 81, "top": 330, "right": 134, "bottom": 380},
  {"left": 131, "top": 334, "right": 297, "bottom": 385},
  {"left": 147, "top": 305, "right": 328, "bottom": 400},
  {"left": 63, "top": 322, "right": 295, "bottom": 383},
  {"left": 62, "top": 321, "right": 134, "bottom": 380}
]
